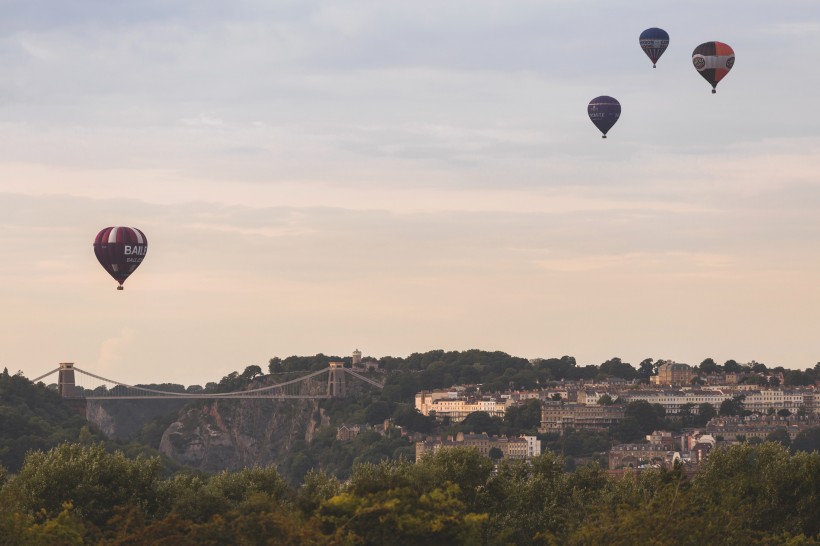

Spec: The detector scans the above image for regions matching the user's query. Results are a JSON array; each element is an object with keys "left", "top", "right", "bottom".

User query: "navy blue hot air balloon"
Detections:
[
  {"left": 639, "top": 28, "right": 669, "bottom": 68},
  {"left": 588, "top": 96, "right": 621, "bottom": 139}
]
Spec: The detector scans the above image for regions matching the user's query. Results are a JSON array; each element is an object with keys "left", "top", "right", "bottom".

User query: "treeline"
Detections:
[
  {"left": 0, "top": 368, "right": 98, "bottom": 472},
  {"left": 1, "top": 441, "right": 819, "bottom": 545},
  {"left": 0, "top": 369, "right": 176, "bottom": 474},
  {"left": 267, "top": 351, "right": 820, "bottom": 403}
]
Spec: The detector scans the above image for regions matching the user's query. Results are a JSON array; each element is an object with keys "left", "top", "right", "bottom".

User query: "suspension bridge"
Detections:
[{"left": 32, "top": 362, "right": 384, "bottom": 401}]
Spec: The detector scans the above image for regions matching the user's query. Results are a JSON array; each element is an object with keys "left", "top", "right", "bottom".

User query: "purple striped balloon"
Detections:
[{"left": 93, "top": 227, "right": 148, "bottom": 290}]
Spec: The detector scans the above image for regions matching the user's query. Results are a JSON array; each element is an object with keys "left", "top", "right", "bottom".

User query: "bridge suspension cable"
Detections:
[{"left": 29, "top": 364, "right": 384, "bottom": 400}]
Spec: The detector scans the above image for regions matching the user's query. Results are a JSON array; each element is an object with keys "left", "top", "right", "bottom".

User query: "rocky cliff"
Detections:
[{"left": 158, "top": 397, "right": 328, "bottom": 472}]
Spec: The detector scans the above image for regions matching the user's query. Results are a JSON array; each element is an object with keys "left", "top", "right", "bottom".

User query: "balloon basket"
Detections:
[
  {"left": 712, "top": 89, "right": 716, "bottom": 94},
  {"left": 117, "top": 286, "right": 124, "bottom": 291},
  {"left": 602, "top": 135, "right": 607, "bottom": 139}
]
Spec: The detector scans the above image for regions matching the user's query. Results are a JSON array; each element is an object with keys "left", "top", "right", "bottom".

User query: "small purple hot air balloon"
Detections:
[{"left": 588, "top": 96, "right": 621, "bottom": 139}]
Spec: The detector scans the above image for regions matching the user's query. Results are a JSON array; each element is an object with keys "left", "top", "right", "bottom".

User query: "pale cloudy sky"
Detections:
[{"left": 2, "top": 0, "right": 820, "bottom": 385}]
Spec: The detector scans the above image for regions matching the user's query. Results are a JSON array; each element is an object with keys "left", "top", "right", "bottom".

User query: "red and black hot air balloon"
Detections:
[
  {"left": 692, "top": 41, "right": 735, "bottom": 93},
  {"left": 93, "top": 227, "right": 148, "bottom": 290}
]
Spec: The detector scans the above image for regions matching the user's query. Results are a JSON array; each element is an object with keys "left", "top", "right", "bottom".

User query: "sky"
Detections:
[{"left": 2, "top": 0, "right": 820, "bottom": 386}]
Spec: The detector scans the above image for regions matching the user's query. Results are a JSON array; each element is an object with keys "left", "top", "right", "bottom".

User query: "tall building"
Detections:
[
  {"left": 352, "top": 349, "right": 362, "bottom": 366},
  {"left": 651, "top": 361, "right": 695, "bottom": 386}
]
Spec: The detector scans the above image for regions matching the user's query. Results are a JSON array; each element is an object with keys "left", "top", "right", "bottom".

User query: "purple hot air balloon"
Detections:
[
  {"left": 93, "top": 227, "right": 148, "bottom": 290},
  {"left": 588, "top": 96, "right": 621, "bottom": 138}
]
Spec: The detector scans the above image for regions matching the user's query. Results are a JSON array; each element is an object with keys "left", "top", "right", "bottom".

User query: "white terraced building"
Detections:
[
  {"left": 415, "top": 390, "right": 513, "bottom": 423},
  {"left": 621, "top": 388, "right": 815, "bottom": 415}
]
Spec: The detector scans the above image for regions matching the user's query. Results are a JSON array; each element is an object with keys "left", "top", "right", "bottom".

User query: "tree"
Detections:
[
  {"left": 599, "top": 358, "right": 637, "bottom": 380},
  {"left": 7, "top": 443, "right": 163, "bottom": 526},
  {"left": 777, "top": 409, "right": 792, "bottom": 418},
  {"left": 596, "top": 394, "right": 614, "bottom": 405},
  {"left": 693, "top": 443, "right": 820, "bottom": 538},
  {"left": 792, "top": 427, "right": 820, "bottom": 454},
  {"left": 699, "top": 358, "right": 719, "bottom": 374},
  {"left": 503, "top": 399, "right": 541, "bottom": 431},
  {"left": 696, "top": 403, "right": 717, "bottom": 426},
  {"left": 719, "top": 395, "right": 747, "bottom": 417},
  {"left": 719, "top": 399, "right": 737, "bottom": 416},
  {"left": 624, "top": 400, "right": 661, "bottom": 436},
  {"left": 268, "top": 357, "right": 283, "bottom": 374},
  {"left": 638, "top": 358, "right": 655, "bottom": 382},
  {"left": 489, "top": 447, "right": 504, "bottom": 460},
  {"left": 784, "top": 370, "right": 812, "bottom": 386},
  {"left": 765, "top": 429, "right": 791, "bottom": 449},
  {"left": 678, "top": 403, "right": 695, "bottom": 427},
  {"left": 241, "top": 365, "right": 262, "bottom": 381},
  {"left": 723, "top": 360, "right": 742, "bottom": 373},
  {"left": 455, "top": 411, "right": 501, "bottom": 436}
]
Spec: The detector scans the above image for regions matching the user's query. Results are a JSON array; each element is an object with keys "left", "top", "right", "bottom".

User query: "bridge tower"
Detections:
[
  {"left": 327, "top": 361, "right": 346, "bottom": 398},
  {"left": 57, "top": 362, "right": 87, "bottom": 417},
  {"left": 58, "top": 362, "right": 79, "bottom": 398}
]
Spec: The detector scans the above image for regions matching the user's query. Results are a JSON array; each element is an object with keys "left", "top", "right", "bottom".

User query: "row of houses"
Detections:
[
  {"left": 415, "top": 432, "right": 541, "bottom": 461},
  {"left": 608, "top": 430, "right": 716, "bottom": 470},
  {"left": 415, "top": 385, "right": 818, "bottom": 429}
]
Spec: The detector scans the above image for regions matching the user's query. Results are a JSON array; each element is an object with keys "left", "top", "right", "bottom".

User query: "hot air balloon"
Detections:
[
  {"left": 692, "top": 41, "right": 735, "bottom": 93},
  {"left": 588, "top": 96, "right": 621, "bottom": 138},
  {"left": 639, "top": 28, "right": 669, "bottom": 68},
  {"left": 93, "top": 227, "right": 148, "bottom": 290}
]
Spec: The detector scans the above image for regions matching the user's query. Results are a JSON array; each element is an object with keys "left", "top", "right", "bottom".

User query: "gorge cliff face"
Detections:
[{"left": 158, "top": 397, "right": 327, "bottom": 472}]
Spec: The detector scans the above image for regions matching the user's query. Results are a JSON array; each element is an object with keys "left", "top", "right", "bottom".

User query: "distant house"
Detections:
[
  {"left": 336, "top": 424, "right": 364, "bottom": 441},
  {"left": 651, "top": 361, "right": 695, "bottom": 386},
  {"left": 608, "top": 443, "right": 679, "bottom": 470}
]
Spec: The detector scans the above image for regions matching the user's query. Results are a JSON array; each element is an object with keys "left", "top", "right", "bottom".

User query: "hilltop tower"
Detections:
[{"left": 352, "top": 349, "right": 362, "bottom": 366}]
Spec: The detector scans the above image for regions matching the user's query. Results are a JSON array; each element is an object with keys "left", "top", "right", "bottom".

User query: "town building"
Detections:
[
  {"left": 539, "top": 401, "right": 625, "bottom": 434},
  {"left": 415, "top": 433, "right": 539, "bottom": 461},
  {"left": 651, "top": 361, "right": 695, "bottom": 386},
  {"left": 415, "top": 390, "right": 513, "bottom": 422}
]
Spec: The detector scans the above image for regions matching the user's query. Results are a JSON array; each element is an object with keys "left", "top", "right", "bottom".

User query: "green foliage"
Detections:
[
  {"left": 793, "top": 427, "right": 820, "bottom": 454},
  {"left": 695, "top": 402, "right": 717, "bottom": 426},
  {"left": 598, "top": 358, "right": 637, "bottom": 380},
  {"left": 451, "top": 411, "right": 502, "bottom": 436},
  {"left": 766, "top": 428, "right": 792, "bottom": 449},
  {"left": 694, "top": 442, "right": 820, "bottom": 537},
  {"left": 0, "top": 373, "right": 104, "bottom": 472},
  {"left": 281, "top": 426, "right": 413, "bottom": 484},
  {"left": 164, "top": 465, "right": 289, "bottom": 523},
  {"left": 622, "top": 400, "right": 663, "bottom": 438},
  {"left": 6, "top": 442, "right": 163, "bottom": 526},
  {"left": 1, "top": 441, "right": 819, "bottom": 544},
  {"left": 503, "top": 398, "right": 543, "bottom": 432}
]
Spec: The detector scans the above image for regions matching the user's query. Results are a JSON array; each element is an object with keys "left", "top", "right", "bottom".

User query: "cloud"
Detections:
[{"left": 96, "top": 328, "right": 137, "bottom": 373}]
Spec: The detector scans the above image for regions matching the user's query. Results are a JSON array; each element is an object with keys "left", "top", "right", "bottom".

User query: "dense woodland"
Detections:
[
  {"left": 1, "top": 441, "right": 819, "bottom": 544},
  {"left": 2, "top": 352, "right": 820, "bottom": 542}
]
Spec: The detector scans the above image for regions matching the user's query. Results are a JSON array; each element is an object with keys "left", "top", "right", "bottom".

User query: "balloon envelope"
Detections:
[
  {"left": 639, "top": 27, "right": 669, "bottom": 67},
  {"left": 93, "top": 227, "right": 148, "bottom": 290},
  {"left": 588, "top": 96, "right": 621, "bottom": 138},
  {"left": 692, "top": 41, "right": 735, "bottom": 93}
]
